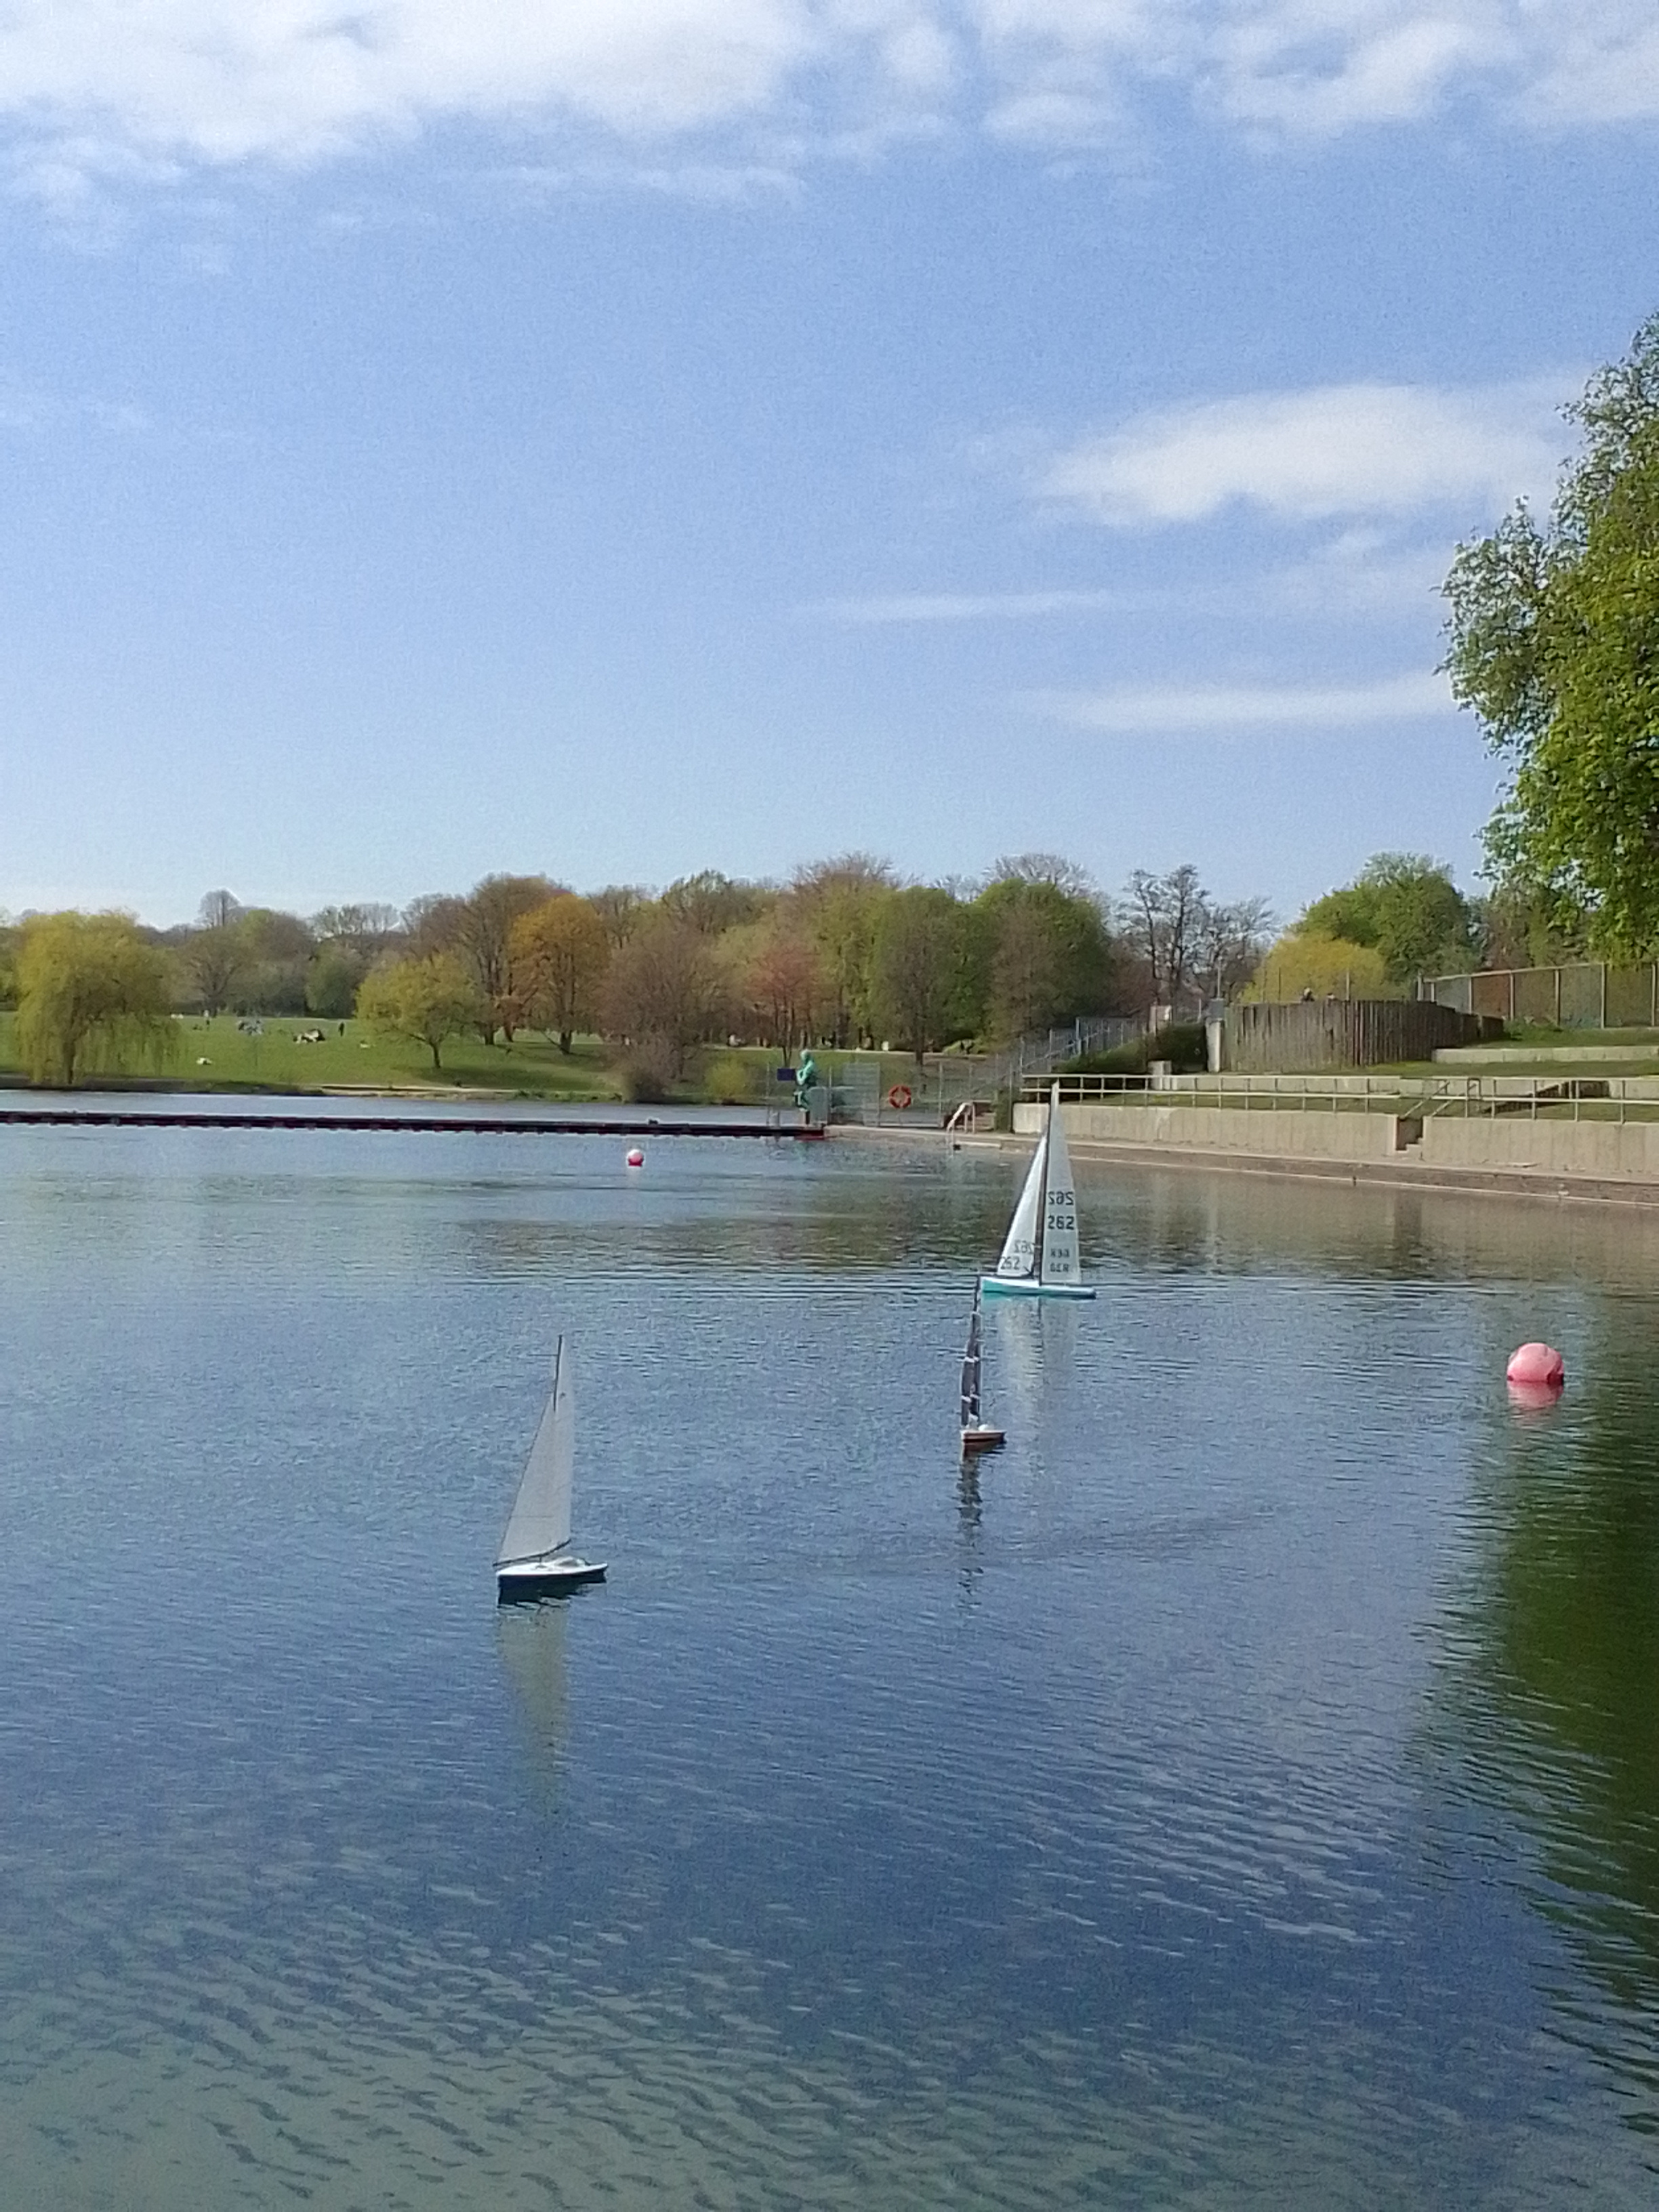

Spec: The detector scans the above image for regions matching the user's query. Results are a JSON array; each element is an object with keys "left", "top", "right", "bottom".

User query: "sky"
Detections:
[{"left": 2, "top": 3, "right": 1658, "bottom": 929}]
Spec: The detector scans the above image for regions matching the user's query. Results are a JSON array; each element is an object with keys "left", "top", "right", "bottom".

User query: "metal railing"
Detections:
[{"left": 1027, "top": 1069, "right": 1659, "bottom": 1122}]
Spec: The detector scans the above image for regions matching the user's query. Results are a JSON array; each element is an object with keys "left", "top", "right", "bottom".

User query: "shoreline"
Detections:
[{"left": 832, "top": 1119, "right": 1659, "bottom": 1208}]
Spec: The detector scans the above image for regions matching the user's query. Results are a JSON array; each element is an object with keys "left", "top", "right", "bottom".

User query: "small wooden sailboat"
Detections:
[
  {"left": 960, "top": 1282, "right": 1005, "bottom": 1456},
  {"left": 496, "top": 1338, "right": 607, "bottom": 1601},
  {"left": 982, "top": 1081, "right": 1096, "bottom": 1300}
]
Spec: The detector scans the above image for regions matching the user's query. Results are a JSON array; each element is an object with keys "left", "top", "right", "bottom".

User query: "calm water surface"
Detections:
[{"left": 2, "top": 1126, "right": 1658, "bottom": 2207}]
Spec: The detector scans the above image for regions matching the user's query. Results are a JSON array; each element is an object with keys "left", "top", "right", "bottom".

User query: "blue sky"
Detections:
[{"left": 2, "top": 2, "right": 1657, "bottom": 927}]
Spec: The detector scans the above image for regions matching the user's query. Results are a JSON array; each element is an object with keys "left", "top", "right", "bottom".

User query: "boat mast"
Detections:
[{"left": 1031, "top": 1086, "right": 1054, "bottom": 1277}]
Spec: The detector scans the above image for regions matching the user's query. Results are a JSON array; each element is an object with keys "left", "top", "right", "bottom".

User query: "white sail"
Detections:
[
  {"left": 497, "top": 1338, "right": 575, "bottom": 1566},
  {"left": 994, "top": 1126, "right": 1048, "bottom": 1279},
  {"left": 1038, "top": 1088, "right": 1082, "bottom": 1287}
]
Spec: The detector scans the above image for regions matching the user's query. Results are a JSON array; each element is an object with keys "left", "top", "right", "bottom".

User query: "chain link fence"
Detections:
[
  {"left": 828, "top": 1017, "right": 1139, "bottom": 1126},
  {"left": 1419, "top": 962, "right": 1659, "bottom": 1030}
]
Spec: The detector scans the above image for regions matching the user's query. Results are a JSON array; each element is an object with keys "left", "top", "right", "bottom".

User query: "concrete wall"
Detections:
[
  {"left": 1015, "top": 1101, "right": 1404, "bottom": 1161},
  {"left": 1422, "top": 1117, "right": 1659, "bottom": 1181}
]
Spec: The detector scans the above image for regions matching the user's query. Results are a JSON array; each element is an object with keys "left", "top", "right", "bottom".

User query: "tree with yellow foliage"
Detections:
[
  {"left": 16, "top": 911, "right": 175, "bottom": 1088},
  {"left": 508, "top": 895, "right": 610, "bottom": 1054}
]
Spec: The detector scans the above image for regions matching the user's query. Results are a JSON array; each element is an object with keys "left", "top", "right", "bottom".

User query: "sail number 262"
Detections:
[{"left": 1046, "top": 1189, "right": 1075, "bottom": 1230}]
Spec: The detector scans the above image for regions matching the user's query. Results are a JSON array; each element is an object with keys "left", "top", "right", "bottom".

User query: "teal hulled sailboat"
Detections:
[{"left": 981, "top": 1082, "right": 1096, "bottom": 1300}]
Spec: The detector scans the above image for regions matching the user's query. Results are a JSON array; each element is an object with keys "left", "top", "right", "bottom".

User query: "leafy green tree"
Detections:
[
  {"left": 869, "top": 886, "right": 974, "bottom": 1063},
  {"left": 16, "top": 911, "right": 175, "bottom": 1087},
  {"left": 0, "top": 922, "right": 18, "bottom": 1010},
  {"left": 974, "top": 865, "right": 1113, "bottom": 1040},
  {"left": 1445, "top": 310, "right": 1659, "bottom": 954},
  {"left": 1301, "top": 854, "right": 1475, "bottom": 983},
  {"left": 356, "top": 954, "right": 482, "bottom": 1071},
  {"left": 305, "top": 944, "right": 363, "bottom": 1019},
  {"left": 792, "top": 853, "right": 895, "bottom": 1047},
  {"left": 233, "top": 907, "right": 316, "bottom": 1015}
]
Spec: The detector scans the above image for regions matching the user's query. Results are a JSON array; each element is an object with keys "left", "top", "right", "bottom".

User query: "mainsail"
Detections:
[
  {"left": 497, "top": 1338, "right": 575, "bottom": 1567},
  {"left": 1038, "top": 1097, "right": 1081, "bottom": 1288},
  {"left": 994, "top": 1125, "right": 1048, "bottom": 1279},
  {"left": 960, "top": 1287, "right": 984, "bottom": 1429}
]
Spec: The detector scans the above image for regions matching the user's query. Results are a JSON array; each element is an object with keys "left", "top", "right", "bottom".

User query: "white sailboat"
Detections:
[
  {"left": 496, "top": 1338, "right": 607, "bottom": 1600},
  {"left": 981, "top": 1082, "right": 1096, "bottom": 1300},
  {"left": 960, "top": 1281, "right": 1005, "bottom": 1455}
]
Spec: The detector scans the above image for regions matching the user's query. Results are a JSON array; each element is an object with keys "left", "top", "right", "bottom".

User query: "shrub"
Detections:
[
  {"left": 1061, "top": 1022, "right": 1208, "bottom": 1078},
  {"left": 702, "top": 1050, "right": 760, "bottom": 1105},
  {"left": 615, "top": 1038, "right": 676, "bottom": 1103}
]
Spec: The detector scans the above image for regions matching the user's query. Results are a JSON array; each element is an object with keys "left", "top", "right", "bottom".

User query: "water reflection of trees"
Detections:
[{"left": 1442, "top": 1328, "right": 1659, "bottom": 2133}]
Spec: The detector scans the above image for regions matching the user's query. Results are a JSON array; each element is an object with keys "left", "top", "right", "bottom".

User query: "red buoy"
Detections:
[
  {"left": 625, "top": 1147, "right": 645, "bottom": 1168},
  {"left": 1507, "top": 1342, "right": 1564, "bottom": 1388}
]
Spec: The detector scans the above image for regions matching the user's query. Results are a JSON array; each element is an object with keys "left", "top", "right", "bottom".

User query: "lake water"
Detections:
[{"left": 2, "top": 1123, "right": 1658, "bottom": 2209}]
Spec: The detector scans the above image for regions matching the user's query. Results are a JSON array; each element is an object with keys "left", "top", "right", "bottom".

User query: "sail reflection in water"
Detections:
[{"left": 496, "top": 1599, "right": 571, "bottom": 1806}]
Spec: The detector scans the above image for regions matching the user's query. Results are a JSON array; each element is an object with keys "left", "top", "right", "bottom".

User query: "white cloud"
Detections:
[
  {"left": 975, "top": 3, "right": 1659, "bottom": 142},
  {"left": 1040, "top": 380, "right": 1569, "bottom": 526},
  {"left": 1033, "top": 670, "right": 1452, "bottom": 731},
  {"left": 0, "top": 4, "right": 1653, "bottom": 190},
  {"left": 811, "top": 586, "right": 1130, "bottom": 621}
]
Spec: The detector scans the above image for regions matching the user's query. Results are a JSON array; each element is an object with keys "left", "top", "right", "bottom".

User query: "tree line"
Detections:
[{"left": 0, "top": 857, "right": 1274, "bottom": 1087}]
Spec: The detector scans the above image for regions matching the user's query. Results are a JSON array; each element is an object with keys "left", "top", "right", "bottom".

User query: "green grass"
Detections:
[
  {"left": 0, "top": 1019, "right": 953, "bottom": 1104},
  {"left": 0, "top": 1012, "right": 623, "bottom": 1098}
]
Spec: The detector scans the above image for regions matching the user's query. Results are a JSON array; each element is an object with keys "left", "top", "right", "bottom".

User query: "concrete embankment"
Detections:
[
  {"left": 1015, "top": 1101, "right": 1408, "bottom": 1162},
  {"left": 1009, "top": 1101, "right": 1659, "bottom": 1207}
]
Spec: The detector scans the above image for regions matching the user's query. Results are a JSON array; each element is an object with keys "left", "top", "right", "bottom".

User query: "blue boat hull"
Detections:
[{"left": 979, "top": 1277, "right": 1095, "bottom": 1300}]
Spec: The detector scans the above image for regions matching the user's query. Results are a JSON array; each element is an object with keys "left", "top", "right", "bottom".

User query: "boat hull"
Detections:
[
  {"left": 960, "top": 1425, "right": 1005, "bottom": 1455},
  {"left": 979, "top": 1276, "right": 1095, "bottom": 1300},
  {"left": 496, "top": 1554, "right": 607, "bottom": 1601}
]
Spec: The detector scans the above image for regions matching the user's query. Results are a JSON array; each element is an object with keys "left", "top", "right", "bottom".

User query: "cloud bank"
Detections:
[
  {"left": 1040, "top": 381, "right": 1569, "bottom": 527},
  {"left": 0, "top": 3, "right": 1656, "bottom": 187}
]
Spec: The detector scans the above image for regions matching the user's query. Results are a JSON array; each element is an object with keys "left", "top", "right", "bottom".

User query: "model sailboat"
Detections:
[
  {"left": 981, "top": 1082, "right": 1096, "bottom": 1300},
  {"left": 960, "top": 1282, "right": 1005, "bottom": 1455},
  {"left": 496, "top": 1338, "right": 607, "bottom": 1600}
]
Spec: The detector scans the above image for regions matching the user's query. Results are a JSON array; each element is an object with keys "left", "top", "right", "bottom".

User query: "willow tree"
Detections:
[
  {"left": 1444, "top": 312, "right": 1659, "bottom": 953},
  {"left": 16, "top": 912, "right": 174, "bottom": 1088}
]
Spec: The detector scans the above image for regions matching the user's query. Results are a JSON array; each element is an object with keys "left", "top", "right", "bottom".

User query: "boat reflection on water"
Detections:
[
  {"left": 956, "top": 1456, "right": 983, "bottom": 1605},
  {"left": 495, "top": 1599, "right": 570, "bottom": 1807},
  {"left": 1443, "top": 1327, "right": 1659, "bottom": 2131}
]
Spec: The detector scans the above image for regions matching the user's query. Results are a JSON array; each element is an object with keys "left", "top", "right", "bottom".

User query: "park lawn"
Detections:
[{"left": 0, "top": 1012, "right": 622, "bottom": 1097}]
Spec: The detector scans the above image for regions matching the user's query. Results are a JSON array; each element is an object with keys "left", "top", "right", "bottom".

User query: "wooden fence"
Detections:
[{"left": 1226, "top": 999, "right": 1488, "bottom": 1072}]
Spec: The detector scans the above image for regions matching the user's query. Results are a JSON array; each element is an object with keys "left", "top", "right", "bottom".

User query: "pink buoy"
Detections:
[
  {"left": 625, "top": 1147, "right": 645, "bottom": 1168},
  {"left": 1507, "top": 1342, "right": 1564, "bottom": 1388}
]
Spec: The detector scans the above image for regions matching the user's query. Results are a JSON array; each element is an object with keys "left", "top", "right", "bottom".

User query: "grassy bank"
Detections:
[
  {"left": 0, "top": 1012, "right": 621, "bottom": 1098},
  {"left": 0, "top": 1015, "right": 966, "bottom": 1108}
]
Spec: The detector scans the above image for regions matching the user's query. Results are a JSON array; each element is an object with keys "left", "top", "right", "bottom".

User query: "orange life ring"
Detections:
[{"left": 887, "top": 1084, "right": 913, "bottom": 1111}]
